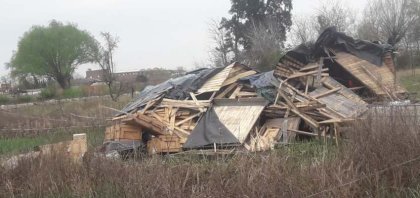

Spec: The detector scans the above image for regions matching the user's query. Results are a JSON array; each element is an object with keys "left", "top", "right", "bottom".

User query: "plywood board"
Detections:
[
  {"left": 335, "top": 52, "right": 407, "bottom": 97},
  {"left": 197, "top": 63, "right": 234, "bottom": 93},
  {"left": 212, "top": 99, "right": 266, "bottom": 143}
]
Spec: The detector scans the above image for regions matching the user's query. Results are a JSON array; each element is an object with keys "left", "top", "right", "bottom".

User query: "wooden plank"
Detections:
[
  {"left": 150, "top": 112, "right": 165, "bottom": 123},
  {"left": 287, "top": 68, "right": 328, "bottom": 79},
  {"left": 175, "top": 112, "right": 201, "bottom": 126},
  {"left": 190, "top": 92, "right": 205, "bottom": 112},
  {"left": 174, "top": 126, "right": 191, "bottom": 136},
  {"left": 299, "top": 64, "right": 319, "bottom": 72},
  {"left": 318, "top": 118, "right": 342, "bottom": 124},
  {"left": 169, "top": 108, "right": 177, "bottom": 131},
  {"left": 222, "top": 70, "right": 257, "bottom": 86},
  {"left": 287, "top": 129, "right": 317, "bottom": 136},
  {"left": 236, "top": 91, "right": 258, "bottom": 97},
  {"left": 197, "top": 63, "right": 234, "bottom": 93},
  {"left": 313, "top": 87, "right": 341, "bottom": 99},
  {"left": 161, "top": 99, "right": 210, "bottom": 107},
  {"left": 215, "top": 83, "right": 238, "bottom": 99},
  {"left": 277, "top": 89, "right": 319, "bottom": 128},
  {"left": 140, "top": 100, "right": 154, "bottom": 114},
  {"left": 229, "top": 85, "right": 242, "bottom": 99}
]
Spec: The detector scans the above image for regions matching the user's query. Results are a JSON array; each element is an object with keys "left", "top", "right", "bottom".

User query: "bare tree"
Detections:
[
  {"left": 289, "top": 15, "right": 318, "bottom": 46},
  {"left": 315, "top": 0, "right": 357, "bottom": 35},
  {"left": 92, "top": 32, "right": 123, "bottom": 101},
  {"left": 361, "top": 0, "right": 420, "bottom": 46},
  {"left": 244, "top": 20, "right": 285, "bottom": 71},
  {"left": 208, "top": 19, "right": 231, "bottom": 67}
]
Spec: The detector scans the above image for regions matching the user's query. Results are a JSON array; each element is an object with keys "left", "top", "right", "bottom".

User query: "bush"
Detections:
[
  {"left": 16, "top": 95, "right": 33, "bottom": 103},
  {"left": 0, "top": 95, "right": 11, "bottom": 105},
  {"left": 39, "top": 86, "right": 57, "bottom": 100},
  {"left": 61, "top": 87, "right": 85, "bottom": 98}
]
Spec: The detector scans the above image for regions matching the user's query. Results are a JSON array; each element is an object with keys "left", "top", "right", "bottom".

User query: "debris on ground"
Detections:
[{"left": 103, "top": 27, "right": 409, "bottom": 155}]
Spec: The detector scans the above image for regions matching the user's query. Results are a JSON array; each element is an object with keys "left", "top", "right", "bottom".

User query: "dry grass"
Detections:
[
  {"left": 1, "top": 106, "right": 420, "bottom": 197},
  {"left": 0, "top": 96, "right": 131, "bottom": 138},
  {"left": 397, "top": 69, "right": 420, "bottom": 98}
]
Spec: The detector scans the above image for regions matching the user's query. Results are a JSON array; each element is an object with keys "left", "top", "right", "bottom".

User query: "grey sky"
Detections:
[{"left": 0, "top": 0, "right": 366, "bottom": 78}]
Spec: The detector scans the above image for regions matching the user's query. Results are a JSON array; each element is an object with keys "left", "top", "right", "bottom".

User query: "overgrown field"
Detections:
[
  {"left": 0, "top": 96, "right": 130, "bottom": 155},
  {"left": 398, "top": 68, "right": 420, "bottom": 98},
  {"left": 1, "top": 99, "right": 420, "bottom": 197}
]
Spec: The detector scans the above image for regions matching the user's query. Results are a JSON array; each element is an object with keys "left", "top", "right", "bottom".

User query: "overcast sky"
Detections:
[{"left": 0, "top": 0, "right": 366, "bottom": 78}]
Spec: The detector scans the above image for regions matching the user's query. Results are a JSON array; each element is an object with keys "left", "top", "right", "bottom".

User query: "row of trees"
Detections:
[
  {"left": 7, "top": 0, "right": 420, "bottom": 94},
  {"left": 290, "top": 0, "right": 420, "bottom": 48},
  {"left": 211, "top": 0, "right": 420, "bottom": 71},
  {"left": 7, "top": 20, "right": 123, "bottom": 100}
]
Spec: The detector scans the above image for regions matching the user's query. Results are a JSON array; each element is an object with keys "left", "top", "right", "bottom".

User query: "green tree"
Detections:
[
  {"left": 9, "top": 20, "right": 97, "bottom": 89},
  {"left": 218, "top": 0, "right": 292, "bottom": 69}
]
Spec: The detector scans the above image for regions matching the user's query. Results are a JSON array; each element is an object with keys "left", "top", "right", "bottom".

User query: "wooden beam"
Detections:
[
  {"left": 229, "top": 85, "right": 242, "bottom": 99},
  {"left": 299, "top": 64, "right": 319, "bottom": 72},
  {"left": 140, "top": 100, "right": 155, "bottom": 114},
  {"left": 278, "top": 89, "right": 319, "bottom": 128},
  {"left": 222, "top": 70, "right": 257, "bottom": 86},
  {"left": 190, "top": 92, "right": 205, "bottom": 112},
  {"left": 175, "top": 112, "right": 201, "bottom": 126},
  {"left": 287, "top": 68, "right": 328, "bottom": 79},
  {"left": 215, "top": 83, "right": 238, "bottom": 99},
  {"left": 313, "top": 87, "right": 341, "bottom": 99}
]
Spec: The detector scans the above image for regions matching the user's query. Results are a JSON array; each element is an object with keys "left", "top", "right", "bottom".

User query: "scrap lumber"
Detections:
[
  {"left": 312, "top": 87, "right": 341, "bottom": 99},
  {"left": 277, "top": 89, "right": 319, "bottom": 128},
  {"left": 222, "top": 70, "right": 257, "bottom": 86},
  {"left": 215, "top": 83, "right": 238, "bottom": 99},
  {"left": 287, "top": 68, "right": 328, "bottom": 79},
  {"left": 105, "top": 51, "right": 379, "bottom": 155}
]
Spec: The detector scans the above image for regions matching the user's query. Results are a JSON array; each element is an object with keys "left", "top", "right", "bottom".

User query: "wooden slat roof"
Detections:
[{"left": 334, "top": 52, "right": 407, "bottom": 97}]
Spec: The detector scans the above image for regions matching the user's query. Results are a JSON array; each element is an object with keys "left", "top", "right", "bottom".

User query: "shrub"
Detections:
[
  {"left": 39, "top": 86, "right": 57, "bottom": 100},
  {"left": 16, "top": 95, "right": 33, "bottom": 103},
  {"left": 0, "top": 95, "right": 11, "bottom": 105},
  {"left": 61, "top": 87, "right": 85, "bottom": 98}
]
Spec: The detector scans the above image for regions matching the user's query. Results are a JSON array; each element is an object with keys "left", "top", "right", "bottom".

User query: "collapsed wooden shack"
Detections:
[{"left": 103, "top": 27, "right": 408, "bottom": 154}]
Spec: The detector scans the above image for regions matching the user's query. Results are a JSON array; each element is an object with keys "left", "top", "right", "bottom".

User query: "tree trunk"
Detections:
[{"left": 56, "top": 75, "right": 71, "bottom": 89}]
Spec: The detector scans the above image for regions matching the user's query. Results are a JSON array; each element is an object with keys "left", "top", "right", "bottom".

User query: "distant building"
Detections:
[
  {"left": 0, "top": 83, "right": 11, "bottom": 93},
  {"left": 85, "top": 68, "right": 184, "bottom": 85}
]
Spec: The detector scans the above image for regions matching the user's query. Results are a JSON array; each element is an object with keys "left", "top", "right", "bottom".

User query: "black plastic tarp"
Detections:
[
  {"left": 283, "top": 27, "right": 393, "bottom": 66},
  {"left": 239, "top": 71, "right": 279, "bottom": 89},
  {"left": 239, "top": 71, "right": 280, "bottom": 102},
  {"left": 182, "top": 107, "right": 240, "bottom": 149},
  {"left": 118, "top": 67, "right": 223, "bottom": 115},
  {"left": 183, "top": 98, "right": 269, "bottom": 149}
]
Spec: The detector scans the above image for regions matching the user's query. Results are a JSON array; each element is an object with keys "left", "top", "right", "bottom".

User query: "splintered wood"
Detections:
[{"left": 105, "top": 57, "right": 372, "bottom": 155}]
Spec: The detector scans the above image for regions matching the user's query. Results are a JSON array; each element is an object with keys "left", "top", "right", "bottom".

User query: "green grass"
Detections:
[
  {"left": 0, "top": 127, "right": 104, "bottom": 156},
  {"left": 399, "top": 75, "right": 420, "bottom": 95},
  {"left": 0, "top": 94, "right": 11, "bottom": 104},
  {"left": 61, "top": 87, "right": 86, "bottom": 98},
  {"left": 13, "top": 95, "right": 130, "bottom": 117}
]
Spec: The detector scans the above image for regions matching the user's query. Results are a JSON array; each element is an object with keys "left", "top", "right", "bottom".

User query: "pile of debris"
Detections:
[{"left": 103, "top": 27, "right": 408, "bottom": 155}]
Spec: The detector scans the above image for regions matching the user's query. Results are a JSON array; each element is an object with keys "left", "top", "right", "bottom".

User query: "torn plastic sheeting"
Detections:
[
  {"left": 119, "top": 67, "right": 222, "bottom": 115},
  {"left": 183, "top": 98, "right": 269, "bottom": 149},
  {"left": 239, "top": 71, "right": 279, "bottom": 89},
  {"left": 238, "top": 71, "right": 281, "bottom": 102},
  {"left": 282, "top": 27, "right": 393, "bottom": 66}
]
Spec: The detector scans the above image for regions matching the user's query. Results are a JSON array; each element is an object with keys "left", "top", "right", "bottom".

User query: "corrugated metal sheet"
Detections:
[
  {"left": 335, "top": 52, "right": 406, "bottom": 96},
  {"left": 213, "top": 98, "right": 267, "bottom": 143},
  {"left": 197, "top": 63, "right": 234, "bottom": 93}
]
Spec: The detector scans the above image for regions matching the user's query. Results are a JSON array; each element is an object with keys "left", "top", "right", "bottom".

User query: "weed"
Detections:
[{"left": 0, "top": 95, "right": 10, "bottom": 105}]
